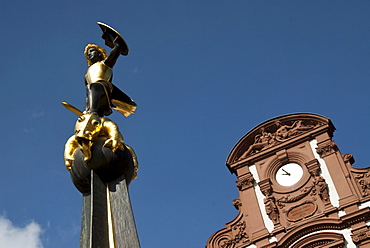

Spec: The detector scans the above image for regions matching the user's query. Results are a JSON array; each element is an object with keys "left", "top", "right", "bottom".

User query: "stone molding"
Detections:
[
  {"left": 305, "top": 159, "right": 320, "bottom": 175},
  {"left": 290, "top": 232, "right": 345, "bottom": 248},
  {"left": 352, "top": 226, "right": 370, "bottom": 244},
  {"left": 276, "top": 207, "right": 370, "bottom": 248}
]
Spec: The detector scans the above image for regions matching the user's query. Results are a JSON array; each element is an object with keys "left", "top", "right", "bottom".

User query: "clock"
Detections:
[{"left": 275, "top": 163, "right": 303, "bottom": 186}]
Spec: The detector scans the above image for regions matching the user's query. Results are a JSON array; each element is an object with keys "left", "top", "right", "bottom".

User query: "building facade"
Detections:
[{"left": 206, "top": 113, "right": 370, "bottom": 248}]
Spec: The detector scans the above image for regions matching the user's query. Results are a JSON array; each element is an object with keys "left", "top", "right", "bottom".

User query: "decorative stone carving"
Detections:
[
  {"left": 258, "top": 178, "right": 272, "bottom": 194},
  {"left": 239, "top": 127, "right": 276, "bottom": 159},
  {"left": 315, "top": 140, "right": 338, "bottom": 157},
  {"left": 354, "top": 172, "right": 370, "bottom": 197},
  {"left": 277, "top": 186, "right": 314, "bottom": 208},
  {"left": 310, "top": 169, "right": 330, "bottom": 203},
  {"left": 236, "top": 172, "right": 255, "bottom": 191},
  {"left": 343, "top": 153, "right": 355, "bottom": 164},
  {"left": 232, "top": 198, "right": 242, "bottom": 210},
  {"left": 276, "top": 175, "right": 329, "bottom": 210},
  {"left": 274, "top": 120, "right": 314, "bottom": 142},
  {"left": 238, "top": 120, "right": 318, "bottom": 159},
  {"left": 259, "top": 179, "right": 280, "bottom": 225},
  {"left": 220, "top": 221, "right": 249, "bottom": 248},
  {"left": 264, "top": 193, "right": 280, "bottom": 225}
]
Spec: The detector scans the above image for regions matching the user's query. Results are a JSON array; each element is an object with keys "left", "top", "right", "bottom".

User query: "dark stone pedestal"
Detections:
[
  {"left": 80, "top": 171, "right": 140, "bottom": 248},
  {"left": 70, "top": 137, "right": 140, "bottom": 248}
]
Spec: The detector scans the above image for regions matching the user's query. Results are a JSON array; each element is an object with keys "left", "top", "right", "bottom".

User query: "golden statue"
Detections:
[
  {"left": 83, "top": 22, "right": 136, "bottom": 118},
  {"left": 62, "top": 23, "right": 138, "bottom": 193},
  {"left": 63, "top": 107, "right": 138, "bottom": 185},
  {"left": 64, "top": 113, "right": 124, "bottom": 171}
]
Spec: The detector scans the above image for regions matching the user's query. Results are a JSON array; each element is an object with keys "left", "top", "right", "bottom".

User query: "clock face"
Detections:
[{"left": 275, "top": 163, "right": 303, "bottom": 186}]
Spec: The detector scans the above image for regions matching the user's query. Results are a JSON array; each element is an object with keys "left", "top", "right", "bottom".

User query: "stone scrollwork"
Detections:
[
  {"left": 277, "top": 185, "right": 314, "bottom": 208},
  {"left": 232, "top": 198, "right": 242, "bottom": 210},
  {"left": 343, "top": 153, "right": 355, "bottom": 164},
  {"left": 354, "top": 172, "right": 370, "bottom": 197},
  {"left": 220, "top": 221, "right": 249, "bottom": 248}
]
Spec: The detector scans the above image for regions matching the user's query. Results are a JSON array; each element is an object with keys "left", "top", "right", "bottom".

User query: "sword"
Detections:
[{"left": 62, "top": 102, "right": 84, "bottom": 116}]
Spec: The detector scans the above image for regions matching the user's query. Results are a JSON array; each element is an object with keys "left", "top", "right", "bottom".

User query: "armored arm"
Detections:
[
  {"left": 104, "top": 42, "right": 122, "bottom": 68},
  {"left": 98, "top": 22, "right": 129, "bottom": 68}
]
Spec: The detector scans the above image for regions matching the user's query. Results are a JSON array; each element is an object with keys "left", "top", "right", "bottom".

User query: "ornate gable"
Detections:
[
  {"left": 227, "top": 113, "right": 334, "bottom": 172},
  {"left": 206, "top": 113, "right": 370, "bottom": 248}
]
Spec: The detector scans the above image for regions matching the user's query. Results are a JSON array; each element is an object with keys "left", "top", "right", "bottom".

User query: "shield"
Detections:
[{"left": 97, "top": 22, "right": 129, "bottom": 56}]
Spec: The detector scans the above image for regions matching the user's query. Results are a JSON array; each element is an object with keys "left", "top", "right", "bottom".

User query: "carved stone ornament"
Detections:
[
  {"left": 232, "top": 198, "right": 242, "bottom": 210},
  {"left": 343, "top": 153, "right": 355, "bottom": 164},
  {"left": 354, "top": 172, "right": 370, "bottom": 197},
  {"left": 311, "top": 175, "right": 330, "bottom": 203},
  {"left": 236, "top": 172, "right": 255, "bottom": 191},
  {"left": 238, "top": 119, "right": 320, "bottom": 160},
  {"left": 220, "top": 221, "right": 249, "bottom": 248},
  {"left": 315, "top": 140, "right": 338, "bottom": 157},
  {"left": 206, "top": 213, "right": 252, "bottom": 248},
  {"left": 256, "top": 179, "right": 280, "bottom": 225},
  {"left": 264, "top": 194, "right": 280, "bottom": 225},
  {"left": 277, "top": 186, "right": 313, "bottom": 209}
]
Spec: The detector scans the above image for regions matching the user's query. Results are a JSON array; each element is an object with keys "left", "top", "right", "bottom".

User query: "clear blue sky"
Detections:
[{"left": 1, "top": 1, "right": 370, "bottom": 247}]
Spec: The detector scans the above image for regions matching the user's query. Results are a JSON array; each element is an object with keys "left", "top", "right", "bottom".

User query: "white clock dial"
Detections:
[{"left": 275, "top": 163, "right": 303, "bottom": 186}]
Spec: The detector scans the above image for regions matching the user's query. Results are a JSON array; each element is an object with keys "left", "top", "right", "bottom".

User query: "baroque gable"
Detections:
[
  {"left": 207, "top": 113, "right": 370, "bottom": 248},
  {"left": 226, "top": 113, "right": 334, "bottom": 170}
]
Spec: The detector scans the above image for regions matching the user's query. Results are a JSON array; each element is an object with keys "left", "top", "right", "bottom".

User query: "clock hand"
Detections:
[{"left": 282, "top": 168, "right": 291, "bottom": 176}]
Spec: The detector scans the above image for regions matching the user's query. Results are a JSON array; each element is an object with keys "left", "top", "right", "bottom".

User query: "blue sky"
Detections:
[{"left": 1, "top": 1, "right": 370, "bottom": 247}]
